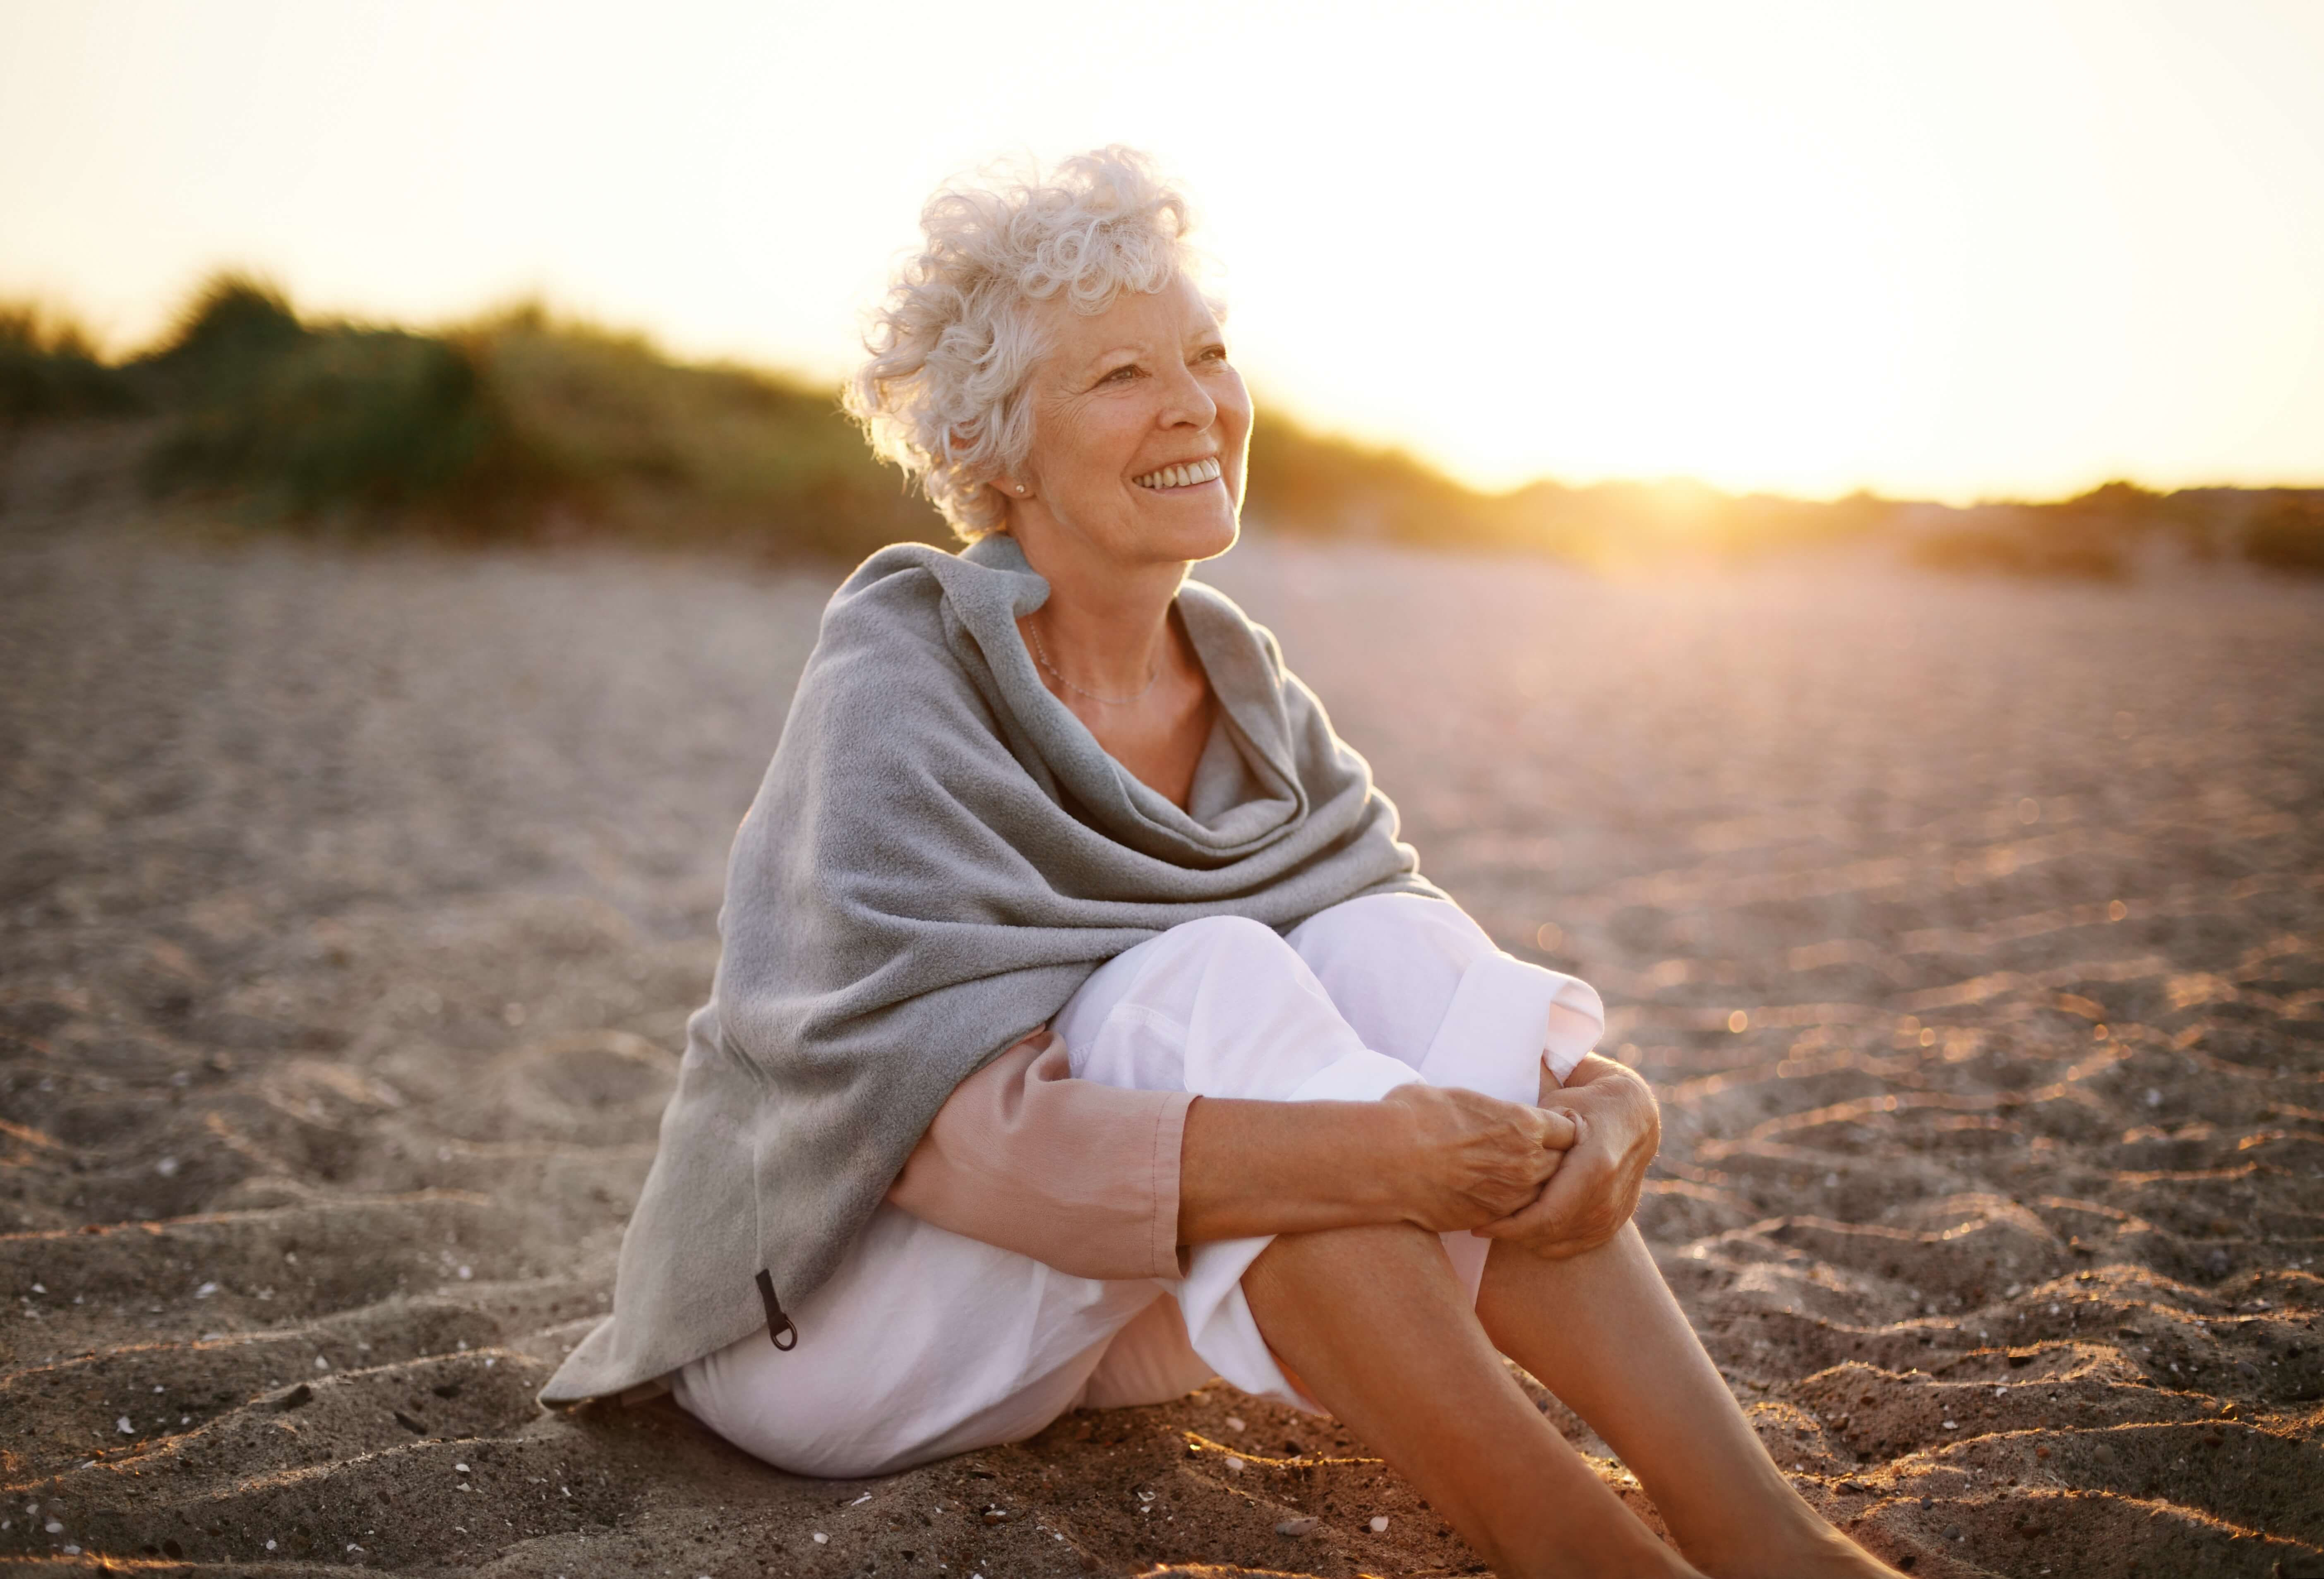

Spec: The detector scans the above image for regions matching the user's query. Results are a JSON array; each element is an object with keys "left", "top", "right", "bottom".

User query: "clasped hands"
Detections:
[{"left": 1380, "top": 1052, "right": 1660, "bottom": 1260}]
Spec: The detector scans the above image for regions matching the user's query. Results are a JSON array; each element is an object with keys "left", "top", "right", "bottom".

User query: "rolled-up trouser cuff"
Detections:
[{"left": 1422, "top": 951, "right": 1606, "bottom": 1096}]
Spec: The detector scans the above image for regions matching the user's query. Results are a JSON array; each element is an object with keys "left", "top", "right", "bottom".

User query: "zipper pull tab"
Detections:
[{"left": 754, "top": 1268, "right": 798, "bottom": 1351}]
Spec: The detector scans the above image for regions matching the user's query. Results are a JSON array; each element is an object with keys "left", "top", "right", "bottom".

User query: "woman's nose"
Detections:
[{"left": 1157, "top": 362, "right": 1216, "bottom": 429}]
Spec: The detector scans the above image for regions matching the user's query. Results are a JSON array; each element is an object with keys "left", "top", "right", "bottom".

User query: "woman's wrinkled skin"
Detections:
[{"left": 979, "top": 276, "right": 1904, "bottom": 1579}]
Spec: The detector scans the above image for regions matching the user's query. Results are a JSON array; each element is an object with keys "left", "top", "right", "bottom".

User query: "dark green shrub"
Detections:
[
  {"left": 149, "top": 327, "right": 497, "bottom": 516},
  {"left": 2243, "top": 493, "right": 2324, "bottom": 574},
  {"left": 124, "top": 282, "right": 953, "bottom": 554},
  {"left": 465, "top": 314, "right": 944, "bottom": 558},
  {"left": 141, "top": 274, "right": 306, "bottom": 402},
  {"left": 143, "top": 274, "right": 504, "bottom": 519},
  {"left": 1908, "top": 510, "right": 2127, "bottom": 579},
  {"left": 0, "top": 305, "right": 141, "bottom": 427},
  {"left": 1245, "top": 410, "right": 1490, "bottom": 543}
]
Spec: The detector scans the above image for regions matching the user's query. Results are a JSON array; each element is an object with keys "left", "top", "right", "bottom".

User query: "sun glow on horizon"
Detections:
[{"left": 2, "top": 0, "right": 2319, "bottom": 505}]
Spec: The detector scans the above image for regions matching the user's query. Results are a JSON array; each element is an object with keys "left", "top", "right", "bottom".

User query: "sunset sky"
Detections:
[{"left": 2, "top": 0, "right": 2319, "bottom": 503}]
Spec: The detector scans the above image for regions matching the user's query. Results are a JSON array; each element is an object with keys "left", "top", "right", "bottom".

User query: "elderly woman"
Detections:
[{"left": 543, "top": 149, "right": 1898, "bottom": 1579}]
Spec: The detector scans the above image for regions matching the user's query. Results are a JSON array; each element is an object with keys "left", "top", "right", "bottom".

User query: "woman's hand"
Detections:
[
  {"left": 1378, "top": 1082, "right": 1578, "bottom": 1233},
  {"left": 1178, "top": 1085, "right": 1574, "bottom": 1245},
  {"left": 1474, "top": 1053, "right": 1660, "bottom": 1259}
]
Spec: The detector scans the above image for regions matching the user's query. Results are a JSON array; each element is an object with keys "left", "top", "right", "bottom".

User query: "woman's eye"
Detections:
[{"left": 1100, "top": 364, "right": 1141, "bottom": 385}]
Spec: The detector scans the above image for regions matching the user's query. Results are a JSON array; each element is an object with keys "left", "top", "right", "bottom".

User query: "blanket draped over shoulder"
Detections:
[{"left": 543, "top": 533, "right": 1439, "bottom": 1403}]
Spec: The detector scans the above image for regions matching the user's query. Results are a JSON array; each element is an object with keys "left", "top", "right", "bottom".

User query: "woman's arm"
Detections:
[
  {"left": 891, "top": 1034, "right": 1581, "bottom": 1273},
  {"left": 1177, "top": 1081, "right": 1577, "bottom": 1243},
  {"left": 888, "top": 1032, "right": 1192, "bottom": 1280}
]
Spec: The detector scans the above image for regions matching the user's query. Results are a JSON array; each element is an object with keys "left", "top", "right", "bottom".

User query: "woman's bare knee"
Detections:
[{"left": 1244, "top": 1221, "right": 1452, "bottom": 1313}]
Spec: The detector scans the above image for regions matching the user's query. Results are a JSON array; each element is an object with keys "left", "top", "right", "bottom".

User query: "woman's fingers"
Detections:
[
  {"left": 1386, "top": 1084, "right": 1611, "bottom": 1232},
  {"left": 1431, "top": 1067, "right": 1665, "bottom": 1253},
  {"left": 1475, "top": 1112, "right": 1635, "bottom": 1254},
  {"left": 1527, "top": 1104, "right": 1581, "bottom": 1151},
  {"left": 1500, "top": 1143, "right": 1564, "bottom": 1197},
  {"left": 1477, "top": 1149, "right": 1599, "bottom": 1243},
  {"left": 1487, "top": 1104, "right": 1574, "bottom": 1199}
]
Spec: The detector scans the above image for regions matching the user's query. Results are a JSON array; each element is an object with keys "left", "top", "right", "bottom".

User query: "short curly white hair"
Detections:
[{"left": 845, "top": 146, "right": 1210, "bottom": 541}]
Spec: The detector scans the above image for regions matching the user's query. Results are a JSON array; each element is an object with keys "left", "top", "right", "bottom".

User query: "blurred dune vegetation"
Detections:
[{"left": 5, "top": 272, "right": 2320, "bottom": 576}]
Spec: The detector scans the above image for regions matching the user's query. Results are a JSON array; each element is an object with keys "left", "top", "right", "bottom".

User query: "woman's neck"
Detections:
[
  {"left": 1003, "top": 528, "right": 1217, "bottom": 809},
  {"left": 1009, "top": 532, "right": 1191, "bottom": 700}
]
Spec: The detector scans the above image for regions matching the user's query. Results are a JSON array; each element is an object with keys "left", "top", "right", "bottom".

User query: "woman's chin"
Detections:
[
  {"left": 1133, "top": 495, "right": 1239, "bottom": 562},
  {"left": 1187, "top": 515, "right": 1240, "bottom": 563}
]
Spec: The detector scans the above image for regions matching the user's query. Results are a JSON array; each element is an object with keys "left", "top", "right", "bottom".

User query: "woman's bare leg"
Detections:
[
  {"left": 1474, "top": 1226, "right": 1900, "bottom": 1579},
  {"left": 1242, "top": 1222, "right": 1700, "bottom": 1579}
]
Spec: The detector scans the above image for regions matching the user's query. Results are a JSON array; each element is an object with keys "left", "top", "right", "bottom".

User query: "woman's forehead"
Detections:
[{"left": 1040, "top": 276, "right": 1218, "bottom": 361}]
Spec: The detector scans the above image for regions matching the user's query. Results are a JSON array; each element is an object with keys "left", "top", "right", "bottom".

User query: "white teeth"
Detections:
[{"left": 1136, "top": 457, "right": 1221, "bottom": 490}]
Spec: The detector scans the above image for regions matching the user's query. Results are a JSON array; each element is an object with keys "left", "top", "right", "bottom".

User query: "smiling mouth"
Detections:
[{"left": 1132, "top": 456, "right": 1222, "bottom": 491}]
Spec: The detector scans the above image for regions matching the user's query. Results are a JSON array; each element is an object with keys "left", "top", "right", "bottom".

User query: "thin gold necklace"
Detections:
[{"left": 1025, "top": 617, "right": 1163, "bottom": 705}]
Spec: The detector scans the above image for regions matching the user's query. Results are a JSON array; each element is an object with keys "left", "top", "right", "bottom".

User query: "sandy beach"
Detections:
[{"left": 4, "top": 431, "right": 2321, "bottom": 1577}]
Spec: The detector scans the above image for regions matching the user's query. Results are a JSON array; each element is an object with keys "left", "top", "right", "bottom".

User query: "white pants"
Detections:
[{"left": 672, "top": 893, "right": 1604, "bottom": 1479}]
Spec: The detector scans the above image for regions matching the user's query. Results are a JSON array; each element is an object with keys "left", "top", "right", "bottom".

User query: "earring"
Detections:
[{"left": 1015, "top": 484, "right": 1028, "bottom": 495}]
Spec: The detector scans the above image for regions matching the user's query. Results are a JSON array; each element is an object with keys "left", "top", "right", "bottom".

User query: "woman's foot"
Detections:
[{"left": 1691, "top": 1516, "right": 1909, "bottom": 1579}]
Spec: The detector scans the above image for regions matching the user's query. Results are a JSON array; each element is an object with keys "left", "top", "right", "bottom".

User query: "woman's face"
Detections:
[{"left": 1007, "top": 271, "right": 1250, "bottom": 571}]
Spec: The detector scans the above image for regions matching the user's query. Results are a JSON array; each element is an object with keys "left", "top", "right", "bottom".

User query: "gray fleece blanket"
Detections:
[{"left": 542, "top": 533, "right": 1439, "bottom": 1403}]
